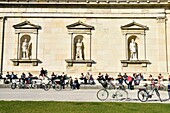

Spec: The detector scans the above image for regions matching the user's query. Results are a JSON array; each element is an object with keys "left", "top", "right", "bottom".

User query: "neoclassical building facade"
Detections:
[{"left": 0, "top": 0, "right": 170, "bottom": 77}]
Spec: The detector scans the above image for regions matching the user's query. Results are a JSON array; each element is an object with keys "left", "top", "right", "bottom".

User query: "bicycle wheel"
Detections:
[
  {"left": 97, "top": 89, "right": 109, "bottom": 101},
  {"left": 31, "top": 82, "right": 37, "bottom": 89},
  {"left": 54, "top": 84, "right": 61, "bottom": 91},
  {"left": 11, "top": 83, "right": 16, "bottom": 89},
  {"left": 155, "top": 89, "right": 162, "bottom": 102},
  {"left": 137, "top": 90, "right": 148, "bottom": 102},
  {"left": 114, "top": 90, "right": 128, "bottom": 101},
  {"left": 44, "top": 84, "right": 51, "bottom": 91}
]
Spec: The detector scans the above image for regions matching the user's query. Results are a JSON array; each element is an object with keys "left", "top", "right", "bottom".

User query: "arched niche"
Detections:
[
  {"left": 120, "top": 21, "right": 150, "bottom": 67},
  {"left": 11, "top": 20, "right": 41, "bottom": 66},
  {"left": 65, "top": 21, "right": 94, "bottom": 67},
  {"left": 73, "top": 35, "right": 85, "bottom": 60},
  {"left": 128, "top": 35, "right": 139, "bottom": 60},
  {"left": 20, "top": 34, "right": 32, "bottom": 59}
]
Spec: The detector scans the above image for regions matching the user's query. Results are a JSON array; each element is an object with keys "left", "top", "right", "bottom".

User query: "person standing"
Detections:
[
  {"left": 168, "top": 78, "right": 170, "bottom": 100},
  {"left": 39, "top": 67, "right": 46, "bottom": 80},
  {"left": 127, "top": 75, "right": 133, "bottom": 90},
  {"left": 20, "top": 72, "right": 26, "bottom": 84},
  {"left": 60, "top": 76, "right": 65, "bottom": 89},
  {"left": 51, "top": 72, "right": 56, "bottom": 84},
  {"left": 69, "top": 77, "right": 73, "bottom": 89}
]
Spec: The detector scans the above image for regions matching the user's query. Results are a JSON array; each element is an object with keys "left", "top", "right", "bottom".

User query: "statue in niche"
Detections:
[
  {"left": 21, "top": 39, "right": 32, "bottom": 59},
  {"left": 76, "top": 39, "right": 83, "bottom": 60},
  {"left": 22, "top": 39, "right": 29, "bottom": 59},
  {"left": 129, "top": 39, "right": 138, "bottom": 60}
]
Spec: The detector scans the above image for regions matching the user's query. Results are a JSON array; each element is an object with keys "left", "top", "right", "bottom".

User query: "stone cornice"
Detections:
[
  {"left": 1, "top": 1, "right": 170, "bottom": 9},
  {"left": 1, "top": 3, "right": 170, "bottom": 9},
  {"left": 0, "top": 0, "right": 170, "bottom": 6},
  {"left": 0, "top": 0, "right": 169, "bottom": 4}
]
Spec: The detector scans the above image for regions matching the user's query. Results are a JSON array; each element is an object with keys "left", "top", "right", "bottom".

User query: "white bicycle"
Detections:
[{"left": 97, "top": 80, "right": 128, "bottom": 101}]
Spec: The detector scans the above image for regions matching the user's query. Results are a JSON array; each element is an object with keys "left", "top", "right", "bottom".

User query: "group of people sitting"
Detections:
[
  {"left": 50, "top": 72, "right": 80, "bottom": 89},
  {"left": 3, "top": 71, "right": 38, "bottom": 84},
  {"left": 1, "top": 68, "right": 170, "bottom": 91},
  {"left": 97, "top": 72, "right": 144, "bottom": 90},
  {"left": 38, "top": 68, "right": 81, "bottom": 89},
  {"left": 96, "top": 72, "right": 170, "bottom": 90},
  {"left": 79, "top": 72, "right": 95, "bottom": 85}
]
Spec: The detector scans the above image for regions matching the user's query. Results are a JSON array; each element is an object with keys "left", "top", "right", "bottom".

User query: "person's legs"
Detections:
[
  {"left": 168, "top": 91, "right": 170, "bottom": 99},
  {"left": 84, "top": 79, "right": 87, "bottom": 84},
  {"left": 129, "top": 82, "right": 132, "bottom": 90},
  {"left": 168, "top": 84, "right": 170, "bottom": 99}
]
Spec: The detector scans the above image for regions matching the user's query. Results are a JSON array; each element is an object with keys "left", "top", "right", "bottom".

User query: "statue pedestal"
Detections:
[
  {"left": 65, "top": 59, "right": 94, "bottom": 67},
  {"left": 10, "top": 59, "right": 41, "bottom": 66},
  {"left": 120, "top": 60, "right": 150, "bottom": 67}
]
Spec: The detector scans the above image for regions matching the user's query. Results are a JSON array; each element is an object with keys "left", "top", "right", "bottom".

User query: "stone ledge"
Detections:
[
  {"left": 120, "top": 60, "right": 150, "bottom": 67},
  {"left": 65, "top": 59, "right": 95, "bottom": 67},
  {"left": 10, "top": 59, "right": 42, "bottom": 66}
]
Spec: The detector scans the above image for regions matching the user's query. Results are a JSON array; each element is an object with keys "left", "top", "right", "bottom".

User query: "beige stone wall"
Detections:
[
  {"left": 0, "top": 7, "right": 169, "bottom": 78},
  {"left": 0, "top": 18, "right": 3, "bottom": 73}
]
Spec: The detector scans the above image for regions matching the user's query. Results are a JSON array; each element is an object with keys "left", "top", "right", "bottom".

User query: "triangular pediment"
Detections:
[
  {"left": 13, "top": 20, "right": 41, "bottom": 29},
  {"left": 66, "top": 21, "right": 94, "bottom": 30},
  {"left": 121, "top": 21, "right": 149, "bottom": 30}
]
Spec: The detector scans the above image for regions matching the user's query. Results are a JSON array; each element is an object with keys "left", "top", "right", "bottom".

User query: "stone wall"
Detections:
[{"left": 0, "top": 3, "right": 169, "bottom": 78}]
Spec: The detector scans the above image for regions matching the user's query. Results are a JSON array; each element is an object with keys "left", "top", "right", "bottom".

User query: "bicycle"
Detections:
[
  {"left": 11, "top": 79, "right": 31, "bottom": 89},
  {"left": 137, "top": 81, "right": 162, "bottom": 102},
  {"left": 44, "top": 79, "right": 61, "bottom": 91},
  {"left": 97, "top": 80, "right": 128, "bottom": 101},
  {"left": 31, "top": 79, "right": 46, "bottom": 89}
]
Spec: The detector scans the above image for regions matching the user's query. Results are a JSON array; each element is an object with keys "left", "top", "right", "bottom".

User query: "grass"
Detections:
[{"left": 0, "top": 101, "right": 169, "bottom": 113}]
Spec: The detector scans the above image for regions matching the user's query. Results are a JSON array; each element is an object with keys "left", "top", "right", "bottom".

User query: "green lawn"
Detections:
[{"left": 0, "top": 101, "right": 169, "bottom": 113}]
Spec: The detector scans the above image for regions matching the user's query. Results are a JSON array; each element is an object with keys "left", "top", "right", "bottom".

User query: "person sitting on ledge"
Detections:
[
  {"left": 4, "top": 72, "right": 10, "bottom": 84},
  {"left": 89, "top": 74, "right": 95, "bottom": 85},
  {"left": 73, "top": 78, "right": 80, "bottom": 89},
  {"left": 10, "top": 72, "right": 18, "bottom": 82},
  {"left": 147, "top": 74, "right": 154, "bottom": 81}
]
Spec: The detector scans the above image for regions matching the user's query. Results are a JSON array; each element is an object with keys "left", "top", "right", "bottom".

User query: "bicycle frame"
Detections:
[{"left": 138, "top": 85, "right": 162, "bottom": 102}]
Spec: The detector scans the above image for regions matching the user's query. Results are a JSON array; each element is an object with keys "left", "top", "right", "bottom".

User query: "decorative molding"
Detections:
[
  {"left": 66, "top": 21, "right": 94, "bottom": 30},
  {"left": 13, "top": 20, "right": 41, "bottom": 30},
  {"left": 121, "top": 21, "right": 149, "bottom": 30},
  {"left": 156, "top": 16, "right": 167, "bottom": 23}
]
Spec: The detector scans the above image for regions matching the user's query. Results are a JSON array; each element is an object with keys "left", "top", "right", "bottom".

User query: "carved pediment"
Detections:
[
  {"left": 13, "top": 20, "right": 41, "bottom": 29},
  {"left": 66, "top": 21, "right": 94, "bottom": 30},
  {"left": 121, "top": 21, "right": 149, "bottom": 30}
]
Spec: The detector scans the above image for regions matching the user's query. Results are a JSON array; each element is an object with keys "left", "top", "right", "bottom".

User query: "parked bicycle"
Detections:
[
  {"left": 11, "top": 79, "right": 31, "bottom": 89},
  {"left": 137, "top": 80, "right": 162, "bottom": 102},
  {"left": 44, "top": 78, "right": 61, "bottom": 91},
  {"left": 31, "top": 79, "right": 46, "bottom": 89},
  {"left": 97, "top": 79, "right": 128, "bottom": 101}
]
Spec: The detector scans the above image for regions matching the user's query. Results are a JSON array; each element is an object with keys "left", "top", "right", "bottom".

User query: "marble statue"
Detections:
[
  {"left": 129, "top": 39, "right": 137, "bottom": 60},
  {"left": 22, "top": 39, "right": 29, "bottom": 59},
  {"left": 76, "top": 39, "right": 83, "bottom": 60}
]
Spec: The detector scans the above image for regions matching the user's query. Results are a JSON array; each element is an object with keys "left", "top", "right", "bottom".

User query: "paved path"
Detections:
[{"left": 0, "top": 88, "right": 169, "bottom": 103}]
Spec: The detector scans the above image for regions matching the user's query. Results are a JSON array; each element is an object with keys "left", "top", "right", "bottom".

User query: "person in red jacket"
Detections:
[{"left": 127, "top": 75, "right": 133, "bottom": 90}]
